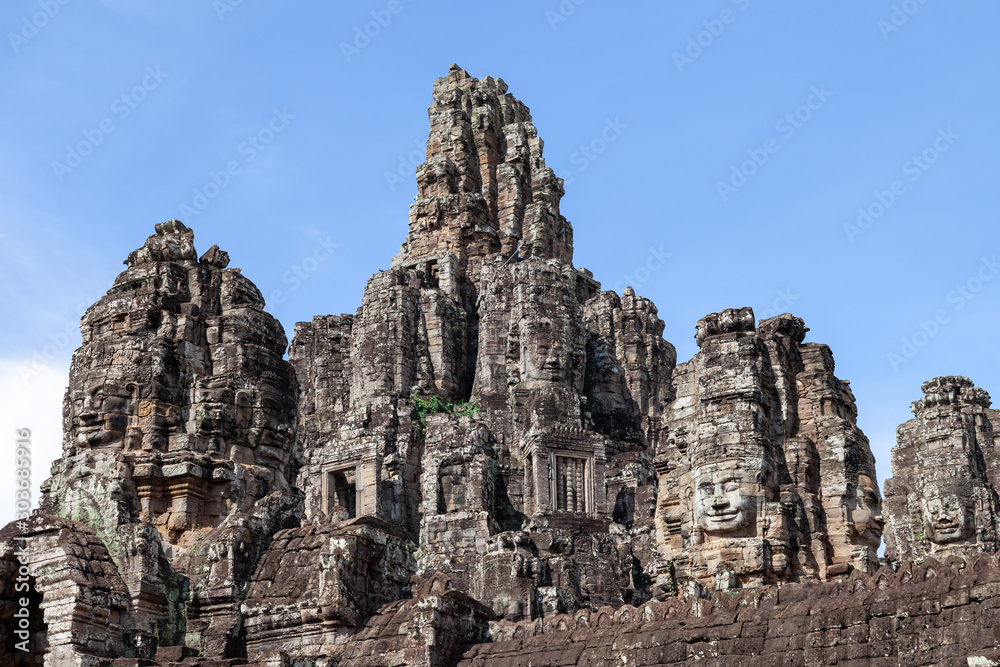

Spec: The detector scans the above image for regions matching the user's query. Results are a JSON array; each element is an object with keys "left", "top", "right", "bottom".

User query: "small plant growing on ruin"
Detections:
[
  {"left": 449, "top": 401, "right": 479, "bottom": 417},
  {"left": 411, "top": 389, "right": 479, "bottom": 433}
]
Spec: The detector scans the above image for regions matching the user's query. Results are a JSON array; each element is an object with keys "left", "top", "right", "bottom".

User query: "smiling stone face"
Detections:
[
  {"left": 848, "top": 474, "right": 884, "bottom": 547},
  {"left": 72, "top": 379, "right": 114, "bottom": 446},
  {"left": 921, "top": 487, "right": 974, "bottom": 544},
  {"left": 521, "top": 319, "right": 569, "bottom": 385},
  {"left": 693, "top": 467, "right": 756, "bottom": 534},
  {"left": 68, "top": 372, "right": 140, "bottom": 448}
]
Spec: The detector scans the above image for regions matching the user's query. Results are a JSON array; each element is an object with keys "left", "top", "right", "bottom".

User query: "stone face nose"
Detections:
[
  {"left": 711, "top": 494, "right": 730, "bottom": 509},
  {"left": 78, "top": 396, "right": 99, "bottom": 422}
]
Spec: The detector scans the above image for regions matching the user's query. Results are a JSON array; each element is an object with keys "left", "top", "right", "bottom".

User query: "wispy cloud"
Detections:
[{"left": 0, "top": 359, "right": 66, "bottom": 528}]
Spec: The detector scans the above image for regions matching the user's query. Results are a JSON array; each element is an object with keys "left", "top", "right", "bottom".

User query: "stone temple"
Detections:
[
  {"left": 883, "top": 376, "right": 1000, "bottom": 565},
  {"left": 3, "top": 64, "right": 1000, "bottom": 666}
]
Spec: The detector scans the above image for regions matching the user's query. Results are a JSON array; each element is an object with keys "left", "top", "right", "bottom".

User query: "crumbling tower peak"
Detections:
[
  {"left": 397, "top": 65, "right": 573, "bottom": 294},
  {"left": 913, "top": 375, "right": 992, "bottom": 413}
]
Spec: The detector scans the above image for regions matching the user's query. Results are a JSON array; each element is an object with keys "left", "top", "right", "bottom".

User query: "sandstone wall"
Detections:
[
  {"left": 34, "top": 221, "right": 301, "bottom": 657},
  {"left": 0, "top": 516, "right": 134, "bottom": 667},
  {"left": 457, "top": 554, "right": 1000, "bottom": 666},
  {"left": 286, "top": 65, "right": 678, "bottom": 625}
]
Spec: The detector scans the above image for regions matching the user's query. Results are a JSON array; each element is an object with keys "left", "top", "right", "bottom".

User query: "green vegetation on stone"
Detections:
[{"left": 411, "top": 389, "right": 479, "bottom": 432}]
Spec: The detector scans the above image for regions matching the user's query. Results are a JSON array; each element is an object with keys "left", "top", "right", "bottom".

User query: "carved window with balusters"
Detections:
[{"left": 553, "top": 454, "right": 591, "bottom": 513}]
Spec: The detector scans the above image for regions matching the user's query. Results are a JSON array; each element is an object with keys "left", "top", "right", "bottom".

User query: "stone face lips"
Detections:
[
  {"left": 654, "top": 309, "right": 882, "bottom": 591},
  {"left": 884, "top": 376, "right": 1000, "bottom": 564}
]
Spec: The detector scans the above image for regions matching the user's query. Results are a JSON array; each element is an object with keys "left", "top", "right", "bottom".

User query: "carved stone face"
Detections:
[
  {"left": 72, "top": 378, "right": 131, "bottom": 447},
  {"left": 693, "top": 468, "right": 756, "bottom": 534},
  {"left": 921, "top": 488, "right": 974, "bottom": 544},
  {"left": 540, "top": 340, "right": 565, "bottom": 380},
  {"left": 847, "top": 474, "right": 884, "bottom": 545},
  {"left": 522, "top": 321, "right": 567, "bottom": 384},
  {"left": 439, "top": 462, "right": 467, "bottom": 513}
]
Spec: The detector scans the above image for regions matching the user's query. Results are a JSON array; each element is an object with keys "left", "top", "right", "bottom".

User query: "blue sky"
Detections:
[{"left": 2, "top": 0, "right": 998, "bottom": 526}]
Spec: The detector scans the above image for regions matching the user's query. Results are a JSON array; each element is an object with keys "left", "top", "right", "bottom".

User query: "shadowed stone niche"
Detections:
[
  {"left": 884, "top": 376, "right": 1000, "bottom": 565},
  {"left": 654, "top": 309, "right": 883, "bottom": 592},
  {"left": 416, "top": 414, "right": 499, "bottom": 594}
]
